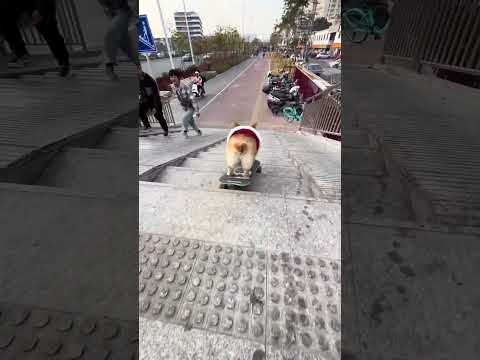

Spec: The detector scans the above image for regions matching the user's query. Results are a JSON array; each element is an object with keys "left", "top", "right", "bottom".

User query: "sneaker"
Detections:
[
  {"left": 7, "top": 54, "right": 31, "bottom": 68},
  {"left": 59, "top": 64, "right": 71, "bottom": 77},
  {"left": 164, "top": 131, "right": 168, "bottom": 136},
  {"left": 105, "top": 63, "right": 119, "bottom": 81}
]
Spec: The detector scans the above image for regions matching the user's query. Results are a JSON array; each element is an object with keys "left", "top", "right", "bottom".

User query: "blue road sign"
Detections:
[{"left": 138, "top": 15, "right": 157, "bottom": 53}]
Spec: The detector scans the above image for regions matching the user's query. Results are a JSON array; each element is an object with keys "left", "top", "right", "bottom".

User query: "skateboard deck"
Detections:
[{"left": 219, "top": 160, "right": 262, "bottom": 188}]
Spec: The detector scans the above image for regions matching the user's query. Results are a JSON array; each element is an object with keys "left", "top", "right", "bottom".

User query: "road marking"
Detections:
[{"left": 199, "top": 59, "right": 258, "bottom": 112}]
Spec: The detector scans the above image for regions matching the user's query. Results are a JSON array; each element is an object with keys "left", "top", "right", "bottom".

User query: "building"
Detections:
[
  {"left": 307, "top": 0, "right": 326, "bottom": 19},
  {"left": 324, "top": 0, "right": 341, "bottom": 22},
  {"left": 174, "top": 11, "right": 203, "bottom": 38},
  {"left": 310, "top": 22, "right": 341, "bottom": 56}
]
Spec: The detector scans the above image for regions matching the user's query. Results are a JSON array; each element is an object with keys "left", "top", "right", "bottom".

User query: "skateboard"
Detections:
[{"left": 219, "top": 160, "right": 262, "bottom": 189}]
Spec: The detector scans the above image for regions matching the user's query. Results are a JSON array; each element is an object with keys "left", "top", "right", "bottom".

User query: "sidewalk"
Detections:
[
  {"left": 0, "top": 51, "right": 102, "bottom": 78},
  {"left": 344, "top": 63, "right": 480, "bottom": 228},
  {"left": 0, "top": 61, "right": 137, "bottom": 181}
]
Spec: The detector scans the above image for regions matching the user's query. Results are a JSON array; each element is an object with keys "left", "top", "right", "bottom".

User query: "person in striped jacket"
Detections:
[{"left": 168, "top": 69, "right": 203, "bottom": 137}]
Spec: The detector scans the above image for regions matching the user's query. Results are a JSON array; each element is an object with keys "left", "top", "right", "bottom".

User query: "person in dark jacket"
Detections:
[
  {"left": 0, "top": 0, "right": 70, "bottom": 76},
  {"left": 138, "top": 66, "right": 168, "bottom": 135},
  {"left": 98, "top": 0, "right": 139, "bottom": 80}
]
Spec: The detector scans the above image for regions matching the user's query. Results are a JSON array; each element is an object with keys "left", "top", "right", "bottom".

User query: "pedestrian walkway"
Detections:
[
  {"left": 341, "top": 33, "right": 480, "bottom": 359},
  {"left": 344, "top": 64, "right": 480, "bottom": 228},
  {"left": 0, "top": 51, "right": 102, "bottom": 78},
  {"left": 139, "top": 131, "right": 341, "bottom": 360},
  {"left": 0, "top": 61, "right": 137, "bottom": 179}
]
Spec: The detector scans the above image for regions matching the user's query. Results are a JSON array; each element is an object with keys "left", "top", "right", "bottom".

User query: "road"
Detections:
[
  {"left": 172, "top": 56, "right": 298, "bottom": 132},
  {"left": 140, "top": 56, "right": 188, "bottom": 76}
]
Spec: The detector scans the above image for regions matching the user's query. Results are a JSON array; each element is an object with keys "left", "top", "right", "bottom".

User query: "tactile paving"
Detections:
[
  {"left": 139, "top": 233, "right": 341, "bottom": 358},
  {"left": 267, "top": 252, "right": 341, "bottom": 358},
  {"left": 0, "top": 302, "right": 138, "bottom": 359},
  {"left": 139, "top": 233, "right": 267, "bottom": 344}
]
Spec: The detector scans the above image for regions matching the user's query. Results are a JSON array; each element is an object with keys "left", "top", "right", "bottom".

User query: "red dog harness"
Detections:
[{"left": 227, "top": 126, "right": 262, "bottom": 151}]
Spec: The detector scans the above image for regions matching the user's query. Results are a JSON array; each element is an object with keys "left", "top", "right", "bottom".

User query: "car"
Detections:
[
  {"left": 330, "top": 59, "right": 341, "bottom": 69},
  {"left": 305, "top": 62, "right": 331, "bottom": 75},
  {"left": 182, "top": 54, "right": 192, "bottom": 62},
  {"left": 316, "top": 52, "right": 330, "bottom": 59},
  {"left": 317, "top": 68, "right": 341, "bottom": 85}
]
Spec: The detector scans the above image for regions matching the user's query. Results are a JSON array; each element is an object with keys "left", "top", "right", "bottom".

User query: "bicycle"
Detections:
[
  {"left": 342, "top": 1, "right": 391, "bottom": 44},
  {"left": 282, "top": 104, "right": 303, "bottom": 123}
]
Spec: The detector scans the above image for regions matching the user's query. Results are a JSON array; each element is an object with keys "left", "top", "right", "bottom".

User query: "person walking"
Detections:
[
  {"left": 138, "top": 65, "right": 168, "bottom": 136},
  {"left": 168, "top": 68, "right": 202, "bottom": 137},
  {"left": 97, "top": 0, "right": 139, "bottom": 80},
  {"left": 0, "top": 1, "right": 71, "bottom": 76}
]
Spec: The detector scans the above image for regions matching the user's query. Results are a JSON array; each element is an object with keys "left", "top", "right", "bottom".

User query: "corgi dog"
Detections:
[{"left": 225, "top": 122, "right": 262, "bottom": 177}]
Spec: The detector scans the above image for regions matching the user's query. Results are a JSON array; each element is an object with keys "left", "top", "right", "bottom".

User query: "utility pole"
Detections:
[
  {"left": 181, "top": 0, "right": 195, "bottom": 64},
  {"left": 155, "top": 0, "right": 175, "bottom": 69}
]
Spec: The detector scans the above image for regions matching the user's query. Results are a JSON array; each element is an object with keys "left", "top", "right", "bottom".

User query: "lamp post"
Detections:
[
  {"left": 182, "top": 0, "right": 195, "bottom": 64},
  {"left": 155, "top": 0, "right": 175, "bottom": 69}
]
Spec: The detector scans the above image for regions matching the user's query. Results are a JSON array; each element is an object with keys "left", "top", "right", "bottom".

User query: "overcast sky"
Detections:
[{"left": 139, "top": 0, "right": 284, "bottom": 41}]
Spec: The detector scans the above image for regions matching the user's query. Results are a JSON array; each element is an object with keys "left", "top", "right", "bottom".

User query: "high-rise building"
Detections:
[
  {"left": 308, "top": 0, "right": 327, "bottom": 19},
  {"left": 174, "top": 11, "right": 203, "bottom": 38},
  {"left": 325, "top": 0, "right": 341, "bottom": 21}
]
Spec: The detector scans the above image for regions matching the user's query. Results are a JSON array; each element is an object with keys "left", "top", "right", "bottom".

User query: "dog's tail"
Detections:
[{"left": 234, "top": 143, "right": 247, "bottom": 153}]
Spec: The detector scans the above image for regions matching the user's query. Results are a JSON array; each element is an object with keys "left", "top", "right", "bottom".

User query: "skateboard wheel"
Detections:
[
  {"left": 220, "top": 184, "right": 228, "bottom": 189},
  {"left": 256, "top": 166, "right": 262, "bottom": 174}
]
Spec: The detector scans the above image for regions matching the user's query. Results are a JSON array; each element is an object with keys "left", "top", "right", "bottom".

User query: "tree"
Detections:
[
  {"left": 312, "top": 17, "right": 331, "bottom": 32},
  {"left": 171, "top": 31, "right": 189, "bottom": 54},
  {"left": 276, "top": 0, "right": 309, "bottom": 32},
  {"left": 270, "top": 31, "right": 282, "bottom": 50}
]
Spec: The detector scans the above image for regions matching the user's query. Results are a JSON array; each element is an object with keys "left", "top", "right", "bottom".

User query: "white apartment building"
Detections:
[
  {"left": 174, "top": 11, "right": 203, "bottom": 38},
  {"left": 310, "top": 22, "right": 341, "bottom": 56},
  {"left": 325, "top": 0, "right": 341, "bottom": 22}
]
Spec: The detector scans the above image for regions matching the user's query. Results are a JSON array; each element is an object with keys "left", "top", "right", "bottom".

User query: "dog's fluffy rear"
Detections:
[{"left": 225, "top": 122, "right": 258, "bottom": 177}]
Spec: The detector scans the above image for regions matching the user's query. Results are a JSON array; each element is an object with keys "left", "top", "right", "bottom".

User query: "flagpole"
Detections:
[
  {"left": 182, "top": 0, "right": 195, "bottom": 65},
  {"left": 155, "top": 0, "right": 175, "bottom": 69}
]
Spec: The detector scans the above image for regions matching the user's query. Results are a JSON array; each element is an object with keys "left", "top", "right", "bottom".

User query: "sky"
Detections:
[{"left": 139, "top": 0, "right": 284, "bottom": 41}]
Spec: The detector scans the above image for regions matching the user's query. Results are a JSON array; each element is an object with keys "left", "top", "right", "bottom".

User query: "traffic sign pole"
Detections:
[
  {"left": 145, "top": 54, "right": 154, "bottom": 78},
  {"left": 138, "top": 15, "right": 158, "bottom": 77},
  {"left": 155, "top": 0, "right": 175, "bottom": 69}
]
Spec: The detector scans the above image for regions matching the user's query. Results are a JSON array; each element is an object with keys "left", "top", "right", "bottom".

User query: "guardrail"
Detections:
[
  {"left": 148, "top": 98, "right": 176, "bottom": 127},
  {"left": 20, "top": 0, "right": 87, "bottom": 51},
  {"left": 384, "top": 0, "right": 480, "bottom": 75},
  {"left": 299, "top": 83, "right": 341, "bottom": 139}
]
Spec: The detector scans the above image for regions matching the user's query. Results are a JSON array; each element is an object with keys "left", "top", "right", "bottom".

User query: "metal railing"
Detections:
[
  {"left": 384, "top": 0, "right": 480, "bottom": 75},
  {"left": 20, "top": 0, "right": 87, "bottom": 51},
  {"left": 147, "top": 98, "right": 176, "bottom": 127},
  {"left": 299, "top": 83, "right": 341, "bottom": 138}
]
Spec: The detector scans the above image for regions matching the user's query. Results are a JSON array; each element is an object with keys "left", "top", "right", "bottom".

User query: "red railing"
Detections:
[{"left": 293, "top": 65, "right": 342, "bottom": 140}]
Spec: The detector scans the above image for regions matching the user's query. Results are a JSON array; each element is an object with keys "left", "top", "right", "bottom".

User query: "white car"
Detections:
[
  {"left": 330, "top": 59, "right": 341, "bottom": 69},
  {"left": 316, "top": 53, "right": 330, "bottom": 59}
]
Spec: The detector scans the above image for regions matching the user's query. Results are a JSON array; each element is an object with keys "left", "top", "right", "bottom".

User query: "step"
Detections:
[
  {"left": 203, "top": 146, "right": 290, "bottom": 157},
  {"left": 180, "top": 158, "right": 300, "bottom": 176},
  {"left": 0, "top": 182, "right": 137, "bottom": 320},
  {"left": 140, "top": 181, "right": 340, "bottom": 258},
  {"left": 157, "top": 166, "right": 311, "bottom": 197},
  {"left": 343, "top": 174, "right": 413, "bottom": 222},
  {"left": 35, "top": 147, "right": 137, "bottom": 197},
  {"left": 96, "top": 126, "right": 138, "bottom": 151},
  {"left": 196, "top": 152, "right": 295, "bottom": 168}
]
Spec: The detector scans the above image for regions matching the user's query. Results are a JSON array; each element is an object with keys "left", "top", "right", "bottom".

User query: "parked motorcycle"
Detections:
[{"left": 267, "top": 84, "right": 301, "bottom": 115}]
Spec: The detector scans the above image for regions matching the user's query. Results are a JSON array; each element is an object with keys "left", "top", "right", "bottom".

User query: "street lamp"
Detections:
[
  {"left": 155, "top": 0, "right": 175, "bottom": 69},
  {"left": 182, "top": 0, "right": 196, "bottom": 65}
]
